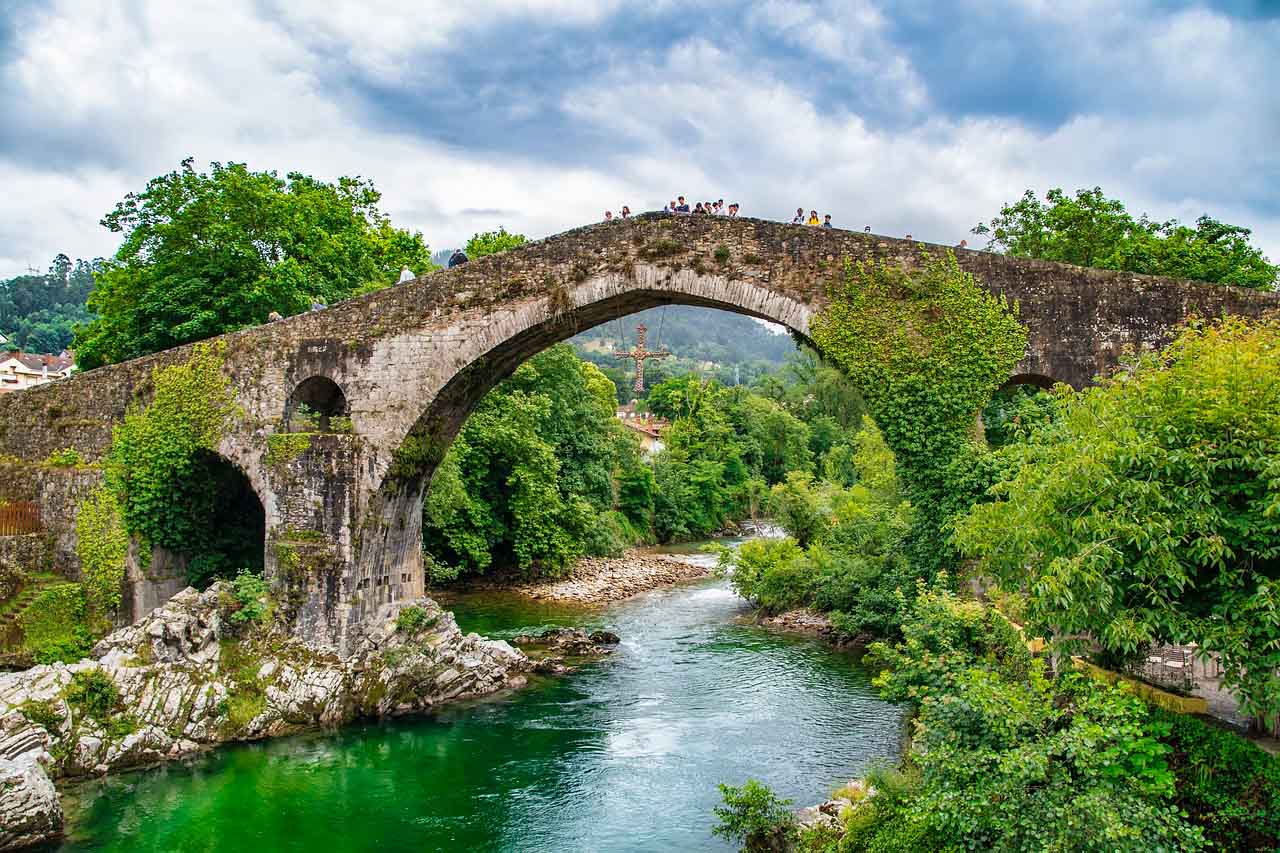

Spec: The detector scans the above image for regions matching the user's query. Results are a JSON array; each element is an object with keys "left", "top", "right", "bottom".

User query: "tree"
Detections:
[
  {"left": 975, "top": 187, "right": 1277, "bottom": 290},
  {"left": 422, "top": 344, "right": 636, "bottom": 577},
  {"left": 465, "top": 227, "right": 527, "bottom": 259},
  {"left": 73, "top": 159, "right": 435, "bottom": 369},
  {"left": 953, "top": 316, "right": 1280, "bottom": 724}
]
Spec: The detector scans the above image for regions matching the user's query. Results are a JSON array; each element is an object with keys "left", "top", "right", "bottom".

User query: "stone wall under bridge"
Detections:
[{"left": 0, "top": 214, "right": 1276, "bottom": 654}]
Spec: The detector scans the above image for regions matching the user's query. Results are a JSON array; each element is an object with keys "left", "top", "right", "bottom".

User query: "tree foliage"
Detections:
[
  {"left": 954, "top": 316, "right": 1280, "bottom": 723},
  {"left": 423, "top": 344, "right": 640, "bottom": 577},
  {"left": 464, "top": 227, "right": 527, "bottom": 259},
  {"left": 722, "top": 416, "right": 915, "bottom": 640},
  {"left": 975, "top": 187, "right": 1277, "bottom": 290},
  {"left": 0, "top": 254, "right": 97, "bottom": 352},
  {"left": 73, "top": 158, "right": 435, "bottom": 368},
  {"left": 845, "top": 582, "right": 1208, "bottom": 851}
]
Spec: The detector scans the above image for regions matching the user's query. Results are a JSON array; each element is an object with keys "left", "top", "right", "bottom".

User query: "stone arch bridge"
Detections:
[{"left": 1, "top": 214, "right": 1275, "bottom": 652}]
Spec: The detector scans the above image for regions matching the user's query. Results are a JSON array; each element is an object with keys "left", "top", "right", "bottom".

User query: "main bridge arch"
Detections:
[
  {"left": 1, "top": 213, "right": 1276, "bottom": 651},
  {"left": 345, "top": 266, "right": 817, "bottom": 643}
]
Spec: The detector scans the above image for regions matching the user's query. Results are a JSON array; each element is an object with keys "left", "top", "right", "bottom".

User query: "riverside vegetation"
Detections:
[{"left": 713, "top": 253, "right": 1280, "bottom": 850}]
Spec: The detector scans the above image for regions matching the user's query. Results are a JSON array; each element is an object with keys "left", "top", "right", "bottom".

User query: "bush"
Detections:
[
  {"left": 21, "top": 583, "right": 93, "bottom": 663},
  {"left": 712, "top": 779, "right": 795, "bottom": 852},
  {"left": 1155, "top": 708, "right": 1280, "bottom": 849},
  {"left": 44, "top": 447, "right": 84, "bottom": 467},
  {"left": 395, "top": 605, "right": 438, "bottom": 634},
  {"left": 227, "top": 570, "right": 269, "bottom": 625},
  {"left": 582, "top": 510, "right": 644, "bottom": 557},
  {"left": 854, "top": 586, "right": 1207, "bottom": 851},
  {"left": 19, "top": 700, "right": 64, "bottom": 733},
  {"left": 64, "top": 668, "right": 121, "bottom": 722},
  {"left": 720, "top": 537, "right": 807, "bottom": 612}
]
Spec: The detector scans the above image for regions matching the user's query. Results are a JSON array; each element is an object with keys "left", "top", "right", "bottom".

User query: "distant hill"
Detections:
[
  {"left": 570, "top": 306, "right": 797, "bottom": 400},
  {"left": 0, "top": 255, "right": 98, "bottom": 354}
]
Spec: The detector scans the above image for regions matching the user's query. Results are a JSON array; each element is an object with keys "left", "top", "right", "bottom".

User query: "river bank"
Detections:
[
  {"left": 0, "top": 584, "right": 617, "bottom": 850},
  {"left": 439, "top": 548, "right": 710, "bottom": 604}
]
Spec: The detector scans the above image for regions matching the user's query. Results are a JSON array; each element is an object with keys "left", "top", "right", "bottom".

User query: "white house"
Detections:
[{"left": 0, "top": 350, "right": 74, "bottom": 393}]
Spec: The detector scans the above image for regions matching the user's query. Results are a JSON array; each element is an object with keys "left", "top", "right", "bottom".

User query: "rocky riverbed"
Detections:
[
  {"left": 452, "top": 550, "right": 710, "bottom": 604},
  {"left": 756, "top": 608, "right": 839, "bottom": 639},
  {"left": 0, "top": 583, "right": 617, "bottom": 850}
]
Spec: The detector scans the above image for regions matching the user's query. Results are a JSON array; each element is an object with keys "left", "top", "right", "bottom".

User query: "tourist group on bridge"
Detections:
[{"left": 602, "top": 199, "right": 847, "bottom": 228}]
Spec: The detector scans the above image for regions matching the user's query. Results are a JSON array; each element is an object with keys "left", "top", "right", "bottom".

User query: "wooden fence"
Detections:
[{"left": 0, "top": 502, "right": 42, "bottom": 535}]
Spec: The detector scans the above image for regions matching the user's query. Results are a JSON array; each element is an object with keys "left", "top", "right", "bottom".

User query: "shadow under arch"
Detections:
[
  {"left": 123, "top": 448, "right": 267, "bottom": 620},
  {"left": 174, "top": 448, "right": 266, "bottom": 586},
  {"left": 347, "top": 272, "right": 817, "bottom": 623},
  {"left": 286, "top": 375, "right": 350, "bottom": 432},
  {"left": 1000, "top": 372, "right": 1060, "bottom": 391}
]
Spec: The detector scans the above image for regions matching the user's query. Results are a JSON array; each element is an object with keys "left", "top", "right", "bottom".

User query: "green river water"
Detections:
[{"left": 52, "top": 540, "right": 905, "bottom": 852}]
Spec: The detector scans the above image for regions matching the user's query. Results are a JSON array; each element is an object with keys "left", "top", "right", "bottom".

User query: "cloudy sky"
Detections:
[{"left": 0, "top": 0, "right": 1277, "bottom": 276}]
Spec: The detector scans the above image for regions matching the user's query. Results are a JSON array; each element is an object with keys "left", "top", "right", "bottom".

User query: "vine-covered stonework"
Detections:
[{"left": 810, "top": 252, "right": 1027, "bottom": 569}]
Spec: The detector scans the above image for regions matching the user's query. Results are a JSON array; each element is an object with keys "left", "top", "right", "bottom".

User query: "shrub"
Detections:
[
  {"left": 712, "top": 779, "right": 795, "bottom": 852},
  {"left": 395, "top": 605, "right": 438, "bottom": 634},
  {"left": 227, "top": 570, "right": 269, "bottom": 625},
  {"left": 1155, "top": 707, "right": 1280, "bottom": 848},
  {"left": 44, "top": 447, "right": 84, "bottom": 467},
  {"left": 857, "top": 587, "right": 1206, "bottom": 851},
  {"left": 720, "top": 537, "right": 807, "bottom": 612},
  {"left": 19, "top": 700, "right": 64, "bottom": 733},
  {"left": 713, "top": 244, "right": 731, "bottom": 264},
  {"left": 64, "top": 668, "right": 121, "bottom": 722},
  {"left": 21, "top": 584, "right": 93, "bottom": 663},
  {"left": 75, "top": 487, "right": 129, "bottom": 617}
]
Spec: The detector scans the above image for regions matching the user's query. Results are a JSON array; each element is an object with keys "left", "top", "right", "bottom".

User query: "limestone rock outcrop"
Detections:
[{"left": 0, "top": 583, "right": 535, "bottom": 850}]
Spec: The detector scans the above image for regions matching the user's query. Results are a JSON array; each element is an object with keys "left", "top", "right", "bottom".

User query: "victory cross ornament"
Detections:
[{"left": 614, "top": 323, "right": 671, "bottom": 394}]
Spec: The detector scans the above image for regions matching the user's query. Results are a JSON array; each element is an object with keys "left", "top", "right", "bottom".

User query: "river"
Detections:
[{"left": 52, "top": 538, "right": 905, "bottom": 852}]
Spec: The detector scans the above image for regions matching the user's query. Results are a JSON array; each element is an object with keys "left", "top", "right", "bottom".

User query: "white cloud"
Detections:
[{"left": 0, "top": 0, "right": 1275, "bottom": 278}]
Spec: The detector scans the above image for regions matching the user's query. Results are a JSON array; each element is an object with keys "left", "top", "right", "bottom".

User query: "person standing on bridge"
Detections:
[
  {"left": 807, "top": 210, "right": 820, "bottom": 226},
  {"left": 621, "top": 206, "right": 631, "bottom": 219},
  {"left": 792, "top": 207, "right": 805, "bottom": 224},
  {"left": 676, "top": 196, "right": 690, "bottom": 213},
  {"left": 448, "top": 248, "right": 469, "bottom": 268},
  {"left": 822, "top": 214, "right": 833, "bottom": 228},
  {"left": 729, "top": 203, "right": 739, "bottom": 217}
]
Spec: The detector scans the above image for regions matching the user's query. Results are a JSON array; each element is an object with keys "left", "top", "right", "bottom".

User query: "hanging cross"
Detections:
[{"left": 614, "top": 323, "right": 671, "bottom": 394}]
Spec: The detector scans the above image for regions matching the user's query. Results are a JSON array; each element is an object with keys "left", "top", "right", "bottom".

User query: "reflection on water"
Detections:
[{"left": 55, "top": 536, "right": 904, "bottom": 852}]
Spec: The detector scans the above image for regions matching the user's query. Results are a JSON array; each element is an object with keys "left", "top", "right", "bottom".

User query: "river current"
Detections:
[{"left": 53, "top": 540, "right": 905, "bottom": 852}]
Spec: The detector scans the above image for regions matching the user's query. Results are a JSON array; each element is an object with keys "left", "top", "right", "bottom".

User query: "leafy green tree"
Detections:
[
  {"left": 423, "top": 344, "right": 635, "bottom": 577},
  {"left": 954, "top": 316, "right": 1280, "bottom": 724},
  {"left": 465, "top": 227, "right": 527, "bottom": 259},
  {"left": 975, "top": 187, "right": 1277, "bottom": 290},
  {"left": 73, "top": 159, "right": 434, "bottom": 368}
]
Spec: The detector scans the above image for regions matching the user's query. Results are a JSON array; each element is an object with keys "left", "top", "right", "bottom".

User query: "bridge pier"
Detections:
[{"left": 262, "top": 432, "right": 374, "bottom": 652}]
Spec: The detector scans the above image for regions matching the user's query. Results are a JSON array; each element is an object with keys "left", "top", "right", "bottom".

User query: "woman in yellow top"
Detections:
[{"left": 806, "top": 210, "right": 820, "bottom": 226}]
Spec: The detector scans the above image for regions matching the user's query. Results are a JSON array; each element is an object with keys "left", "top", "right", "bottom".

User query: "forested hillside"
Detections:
[
  {"left": 571, "top": 306, "right": 797, "bottom": 399},
  {"left": 0, "top": 254, "right": 98, "bottom": 352}
]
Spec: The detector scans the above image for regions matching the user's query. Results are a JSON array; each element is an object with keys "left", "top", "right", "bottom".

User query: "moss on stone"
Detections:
[{"left": 265, "top": 432, "right": 313, "bottom": 467}]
